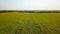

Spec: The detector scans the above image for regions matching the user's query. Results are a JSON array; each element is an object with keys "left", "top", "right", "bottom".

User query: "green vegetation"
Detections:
[{"left": 0, "top": 12, "right": 60, "bottom": 34}]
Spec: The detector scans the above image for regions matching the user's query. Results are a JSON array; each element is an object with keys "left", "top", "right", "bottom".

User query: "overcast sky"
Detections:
[{"left": 0, "top": 0, "right": 60, "bottom": 10}]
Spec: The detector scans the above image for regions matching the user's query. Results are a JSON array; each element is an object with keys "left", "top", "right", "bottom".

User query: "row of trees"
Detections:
[{"left": 0, "top": 10, "right": 60, "bottom": 13}]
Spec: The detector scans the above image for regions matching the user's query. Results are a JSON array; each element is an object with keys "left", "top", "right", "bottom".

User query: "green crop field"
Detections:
[{"left": 0, "top": 12, "right": 60, "bottom": 34}]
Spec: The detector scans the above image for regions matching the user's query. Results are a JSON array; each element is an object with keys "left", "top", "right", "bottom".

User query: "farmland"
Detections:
[{"left": 0, "top": 12, "right": 60, "bottom": 34}]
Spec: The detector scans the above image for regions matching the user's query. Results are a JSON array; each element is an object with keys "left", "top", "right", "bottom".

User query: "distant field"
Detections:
[{"left": 0, "top": 12, "right": 60, "bottom": 34}]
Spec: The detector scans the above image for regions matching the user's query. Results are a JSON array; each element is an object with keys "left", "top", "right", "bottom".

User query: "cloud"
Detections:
[{"left": 0, "top": 0, "right": 60, "bottom": 10}]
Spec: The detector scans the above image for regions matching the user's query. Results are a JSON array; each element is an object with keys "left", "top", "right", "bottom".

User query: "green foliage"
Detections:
[{"left": 0, "top": 12, "right": 60, "bottom": 34}]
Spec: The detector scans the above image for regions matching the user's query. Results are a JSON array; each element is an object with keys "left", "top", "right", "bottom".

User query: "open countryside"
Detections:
[{"left": 0, "top": 12, "right": 60, "bottom": 34}]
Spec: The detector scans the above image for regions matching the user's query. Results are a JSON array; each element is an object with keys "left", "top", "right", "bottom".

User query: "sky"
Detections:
[{"left": 0, "top": 0, "right": 60, "bottom": 10}]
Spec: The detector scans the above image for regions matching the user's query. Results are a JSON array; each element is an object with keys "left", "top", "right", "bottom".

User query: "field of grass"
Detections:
[{"left": 0, "top": 12, "right": 60, "bottom": 34}]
